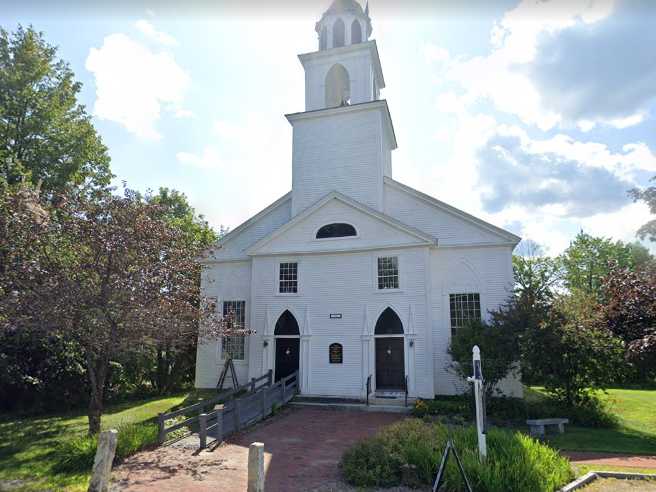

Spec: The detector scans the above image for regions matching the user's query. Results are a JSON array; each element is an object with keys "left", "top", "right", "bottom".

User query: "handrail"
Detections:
[
  {"left": 404, "top": 375, "right": 409, "bottom": 407},
  {"left": 158, "top": 368, "right": 273, "bottom": 444},
  {"left": 365, "top": 375, "right": 372, "bottom": 406}
]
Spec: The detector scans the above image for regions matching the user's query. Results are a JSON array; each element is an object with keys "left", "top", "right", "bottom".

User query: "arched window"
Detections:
[
  {"left": 333, "top": 18, "right": 345, "bottom": 48},
  {"left": 325, "top": 63, "right": 350, "bottom": 108},
  {"left": 351, "top": 20, "right": 362, "bottom": 44},
  {"left": 375, "top": 307, "right": 404, "bottom": 335},
  {"left": 316, "top": 223, "right": 357, "bottom": 239},
  {"left": 274, "top": 310, "right": 300, "bottom": 336},
  {"left": 319, "top": 26, "right": 327, "bottom": 51}
]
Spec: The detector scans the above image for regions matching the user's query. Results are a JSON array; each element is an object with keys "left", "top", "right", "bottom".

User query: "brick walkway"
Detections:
[
  {"left": 564, "top": 451, "right": 656, "bottom": 469},
  {"left": 112, "top": 406, "right": 403, "bottom": 492}
]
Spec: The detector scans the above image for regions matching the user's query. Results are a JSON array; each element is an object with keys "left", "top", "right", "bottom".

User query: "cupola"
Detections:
[{"left": 315, "top": 0, "right": 372, "bottom": 51}]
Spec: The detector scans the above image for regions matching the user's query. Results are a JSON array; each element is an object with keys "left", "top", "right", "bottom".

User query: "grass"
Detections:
[
  {"left": 530, "top": 388, "right": 656, "bottom": 455},
  {"left": 0, "top": 393, "right": 190, "bottom": 492}
]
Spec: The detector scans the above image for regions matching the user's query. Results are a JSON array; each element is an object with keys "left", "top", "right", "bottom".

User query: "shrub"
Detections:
[
  {"left": 53, "top": 422, "right": 158, "bottom": 472},
  {"left": 340, "top": 419, "right": 573, "bottom": 492}
]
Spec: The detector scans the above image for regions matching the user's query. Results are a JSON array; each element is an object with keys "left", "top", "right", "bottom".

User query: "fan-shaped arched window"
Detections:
[
  {"left": 275, "top": 310, "right": 300, "bottom": 336},
  {"left": 351, "top": 20, "right": 362, "bottom": 44},
  {"left": 333, "top": 18, "right": 345, "bottom": 48},
  {"left": 316, "top": 223, "right": 357, "bottom": 239},
  {"left": 325, "top": 64, "right": 350, "bottom": 107},
  {"left": 375, "top": 307, "right": 404, "bottom": 335}
]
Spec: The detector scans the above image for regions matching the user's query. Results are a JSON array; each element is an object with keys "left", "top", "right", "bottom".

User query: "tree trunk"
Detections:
[{"left": 87, "top": 352, "right": 109, "bottom": 435}]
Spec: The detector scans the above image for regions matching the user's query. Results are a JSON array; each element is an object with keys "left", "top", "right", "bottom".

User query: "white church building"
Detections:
[{"left": 195, "top": 0, "right": 522, "bottom": 401}]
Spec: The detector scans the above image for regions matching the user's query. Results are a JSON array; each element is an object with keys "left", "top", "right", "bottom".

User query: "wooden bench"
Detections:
[{"left": 526, "top": 418, "right": 569, "bottom": 437}]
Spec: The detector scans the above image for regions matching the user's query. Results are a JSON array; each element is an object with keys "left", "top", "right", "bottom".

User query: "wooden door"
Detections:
[
  {"left": 375, "top": 337, "right": 405, "bottom": 390},
  {"left": 275, "top": 338, "right": 300, "bottom": 382}
]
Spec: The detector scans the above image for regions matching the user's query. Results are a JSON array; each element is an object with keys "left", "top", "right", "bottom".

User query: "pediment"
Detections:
[{"left": 246, "top": 192, "right": 436, "bottom": 256}]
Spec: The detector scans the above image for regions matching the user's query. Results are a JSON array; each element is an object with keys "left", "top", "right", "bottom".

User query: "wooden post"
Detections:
[
  {"left": 157, "top": 413, "right": 166, "bottom": 444},
  {"left": 282, "top": 377, "right": 287, "bottom": 403},
  {"left": 251, "top": 377, "right": 256, "bottom": 393},
  {"left": 248, "top": 442, "right": 265, "bottom": 492},
  {"left": 215, "top": 404, "right": 224, "bottom": 442},
  {"left": 88, "top": 429, "right": 118, "bottom": 492},
  {"left": 199, "top": 413, "right": 208, "bottom": 449},
  {"left": 260, "top": 386, "right": 267, "bottom": 419},
  {"left": 267, "top": 369, "right": 273, "bottom": 387},
  {"left": 234, "top": 398, "right": 241, "bottom": 432}
]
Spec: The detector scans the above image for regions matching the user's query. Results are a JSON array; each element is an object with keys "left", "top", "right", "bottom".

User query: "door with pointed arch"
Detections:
[
  {"left": 274, "top": 310, "right": 300, "bottom": 382},
  {"left": 374, "top": 307, "right": 405, "bottom": 390}
]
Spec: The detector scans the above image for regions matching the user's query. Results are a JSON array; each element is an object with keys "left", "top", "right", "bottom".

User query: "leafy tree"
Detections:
[
  {"left": 513, "top": 240, "right": 562, "bottom": 308},
  {"left": 628, "top": 242, "right": 655, "bottom": 270},
  {"left": 449, "top": 304, "right": 521, "bottom": 398},
  {"left": 0, "top": 26, "right": 112, "bottom": 193},
  {"left": 560, "top": 231, "right": 634, "bottom": 299},
  {"left": 630, "top": 176, "right": 656, "bottom": 242},
  {"left": 521, "top": 293, "right": 624, "bottom": 406},
  {"left": 602, "top": 264, "right": 656, "bottom": 379},
  {"left": 0, "top": 184, "right": 229, "bottom": 434}
]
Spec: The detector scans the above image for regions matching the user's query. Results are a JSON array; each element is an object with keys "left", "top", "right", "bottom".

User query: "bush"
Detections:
[
  {"left": 413, "top": 391, "right": 618, "bottom": 428},
  {"left": 53, "top": 422, "right": 158, "bottom": 472},
  {"left": 340, "top": 419, "right": 573, "bottom": 491}
]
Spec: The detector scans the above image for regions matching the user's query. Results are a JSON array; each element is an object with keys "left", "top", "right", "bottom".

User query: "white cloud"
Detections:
[
  {"left": 135, "top": 20, "right": 178, "bottom": 46},
  {"left": 86, "top": 33, "right": 191, "bottom": 140},
  {"left": 424, "top": 44, "right": 449, "bottom": 63},
  {"left": 177, "top": 146, "right": 222, "bottom": 170},
  {"left": 434, "top": 0, "right": 656, "bottom": 130}
]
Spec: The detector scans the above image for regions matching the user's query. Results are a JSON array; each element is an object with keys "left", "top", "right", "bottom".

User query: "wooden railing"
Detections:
[
  {"left": 365, "top": 375, "right": 372, "bottom": 406},
  {"left": 404, "top": 375, "right": 409, "bottom": 407},
  {"left": 157, "top": 369, "right": 273, "bottom": 444},
  {"left": 198, "top": 371, "right": 299, "bottom": 449}
]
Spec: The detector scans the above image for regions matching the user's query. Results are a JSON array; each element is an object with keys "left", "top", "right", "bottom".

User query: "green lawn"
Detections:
[
  {"left": 542, "top": 388, "right": 656, "bottom": 455},
  {"left": 0, "top": 394, "right": 189, "bottom": 491}
]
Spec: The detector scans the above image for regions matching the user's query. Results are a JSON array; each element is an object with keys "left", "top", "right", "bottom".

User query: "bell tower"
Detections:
[{"left": 287, "top": 0, "right": 397, "bottom": 216}]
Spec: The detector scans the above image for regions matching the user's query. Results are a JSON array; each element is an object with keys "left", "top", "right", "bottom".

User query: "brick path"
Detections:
[
  {"left": 564, "top": 451, "right": 656, "bottom": 469},
  {"left": 112, "top": 406, "right": 403, "bottom": 492}
]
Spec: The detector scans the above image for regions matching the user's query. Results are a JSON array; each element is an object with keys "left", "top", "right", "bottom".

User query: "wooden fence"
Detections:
[
  {"left": 198, "top": 371, "right": 299, "bottom": 449},
  {"left": 157, "top": 369, "right": 275, "bottom": 444}
]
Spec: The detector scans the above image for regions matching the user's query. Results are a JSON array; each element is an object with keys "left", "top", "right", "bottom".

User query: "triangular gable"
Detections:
[
  {"left": 383, "top": 177, "right": 520, "bottom": 247},
  {"left": 246, "top": 191, "right": 437, "bottom": 256},
  {"left": 200, "top": 192, "right": 292, "bottom": 262}
]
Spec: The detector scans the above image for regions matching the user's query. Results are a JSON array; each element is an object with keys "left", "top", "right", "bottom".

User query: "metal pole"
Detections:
[{"left": 467, "top": 345, "right": 487, "bottom": 461}]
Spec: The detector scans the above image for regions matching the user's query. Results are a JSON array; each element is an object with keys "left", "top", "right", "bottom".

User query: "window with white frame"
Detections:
[
  {"left": 377, "top": 256, "right": 399, "bottom": 289},
  {"left": 279, "top": 262, "right": 298, "bottom": 293},
  {"left": 449, "top": 293, "right": 481, "bottom": 336},
  {"left": 222, "top": 300, "right": 245, "bottom": 360}
]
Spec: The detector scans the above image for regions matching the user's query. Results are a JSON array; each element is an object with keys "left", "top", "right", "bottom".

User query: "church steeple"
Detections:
[
  {"left": 299, "top": 0, "right": 384, "bottom": 112},
  {"left": 286, "top": 1, "right": 396, "bottom": 216},
  {"left": 315, "top": 0, "right": 372, "bottom": 50}
]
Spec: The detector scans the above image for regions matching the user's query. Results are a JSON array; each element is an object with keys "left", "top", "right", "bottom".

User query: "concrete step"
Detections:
[{"left": 289, "top": 396, "right": 412, "bottom": 414}]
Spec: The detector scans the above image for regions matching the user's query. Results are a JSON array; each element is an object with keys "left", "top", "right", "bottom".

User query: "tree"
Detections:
[
  {"left": 602, "top": 264, "right": 656, "bottom": 379},
  {"left": 0, "top": 184, "right": 229, "bottom": 434},
  {"left": 146, "top": 187, "right": 218, "bottom": 394},
  {"left": 631, "top": 176, "right": 656, "bottom": 242},
  {"left": 520, "top": 293, "right": 624, "bottom": 406},
  {"left": 0, "top": 26, "right": 112, "bottom": 193},
  {"left": 560, "top": 231, "right": 634, "bottom": 299},
  {"left": 449, "top": 303, "right": 521, "bottom": 398},
  {"left": 513, "top": 240, "right": 562, "bottom": 308}
]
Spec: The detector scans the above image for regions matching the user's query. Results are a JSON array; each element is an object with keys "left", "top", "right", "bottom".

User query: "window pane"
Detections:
[
  {"left": 279, "top": 262, "right": 298, "bottom": 293},
  {"left": 448, "top": 293, "right": 481, "bottom": 336},
  {"left": 377, "top": 256, "right": 399, "bottom": 289},
  {"left": 222, "top": 300, "right": 245, "bottom": 360}
]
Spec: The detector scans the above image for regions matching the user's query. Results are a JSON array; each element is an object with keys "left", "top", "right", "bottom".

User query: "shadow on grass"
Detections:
[{"left": 547, "top": 425, "right": 656, "bottom": 455}]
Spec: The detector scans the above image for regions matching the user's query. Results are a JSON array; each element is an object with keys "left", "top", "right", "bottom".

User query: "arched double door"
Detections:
[
  {"left": 274, "top": 310, "right": 300, "bottom": 382},
  {"left": 374, "top": 308, "right": 405, "bottom": 390}
]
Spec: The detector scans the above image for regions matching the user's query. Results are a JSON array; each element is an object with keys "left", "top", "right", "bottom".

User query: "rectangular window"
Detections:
[
  {"left": 279, "top": 262, "right": 298, "bottom": 293},
  {"left": 222, "top": 300, "right": 245, "bottom": 360},
  {"left": 449, "top": 293, "right": 481, "bottom": 336},
  {"left": 377, "top": 256, "right": 399, "bottom": 289}
]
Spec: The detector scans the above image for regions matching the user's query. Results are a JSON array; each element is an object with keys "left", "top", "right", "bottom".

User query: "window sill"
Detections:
[
  {"left": 218, "top": 359, "right": 248, "bottom": 365},
  {"left": 373, "top": 288, "right": 404, "bottom": 294},
  {"left": 274, "top": 292, "right": 302, "bottom": 297}
]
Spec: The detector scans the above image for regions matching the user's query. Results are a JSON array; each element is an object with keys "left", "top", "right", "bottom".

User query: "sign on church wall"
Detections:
[{"left": 329, "top": 343, "right": 343, "bottom": 364}]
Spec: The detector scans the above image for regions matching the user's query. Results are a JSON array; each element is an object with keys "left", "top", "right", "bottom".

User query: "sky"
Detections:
[{"left": 4, "top": 0, "right": 656, "bottom": 254}]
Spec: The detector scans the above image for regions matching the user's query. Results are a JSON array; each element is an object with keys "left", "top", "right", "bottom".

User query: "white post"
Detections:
[
  {"left": 467, "top": 345, "right": 487, "bottom": 461},
  {"left": 248, "top": 441, "right": 265, "bottom": 492},
  {"left": 88, "top": 429, "right": 118, "bottom": 492}
]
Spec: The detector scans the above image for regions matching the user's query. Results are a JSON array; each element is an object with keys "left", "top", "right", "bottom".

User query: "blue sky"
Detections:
[{"left": 5, "top": 0, "right": 656, "bottom": 254}]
